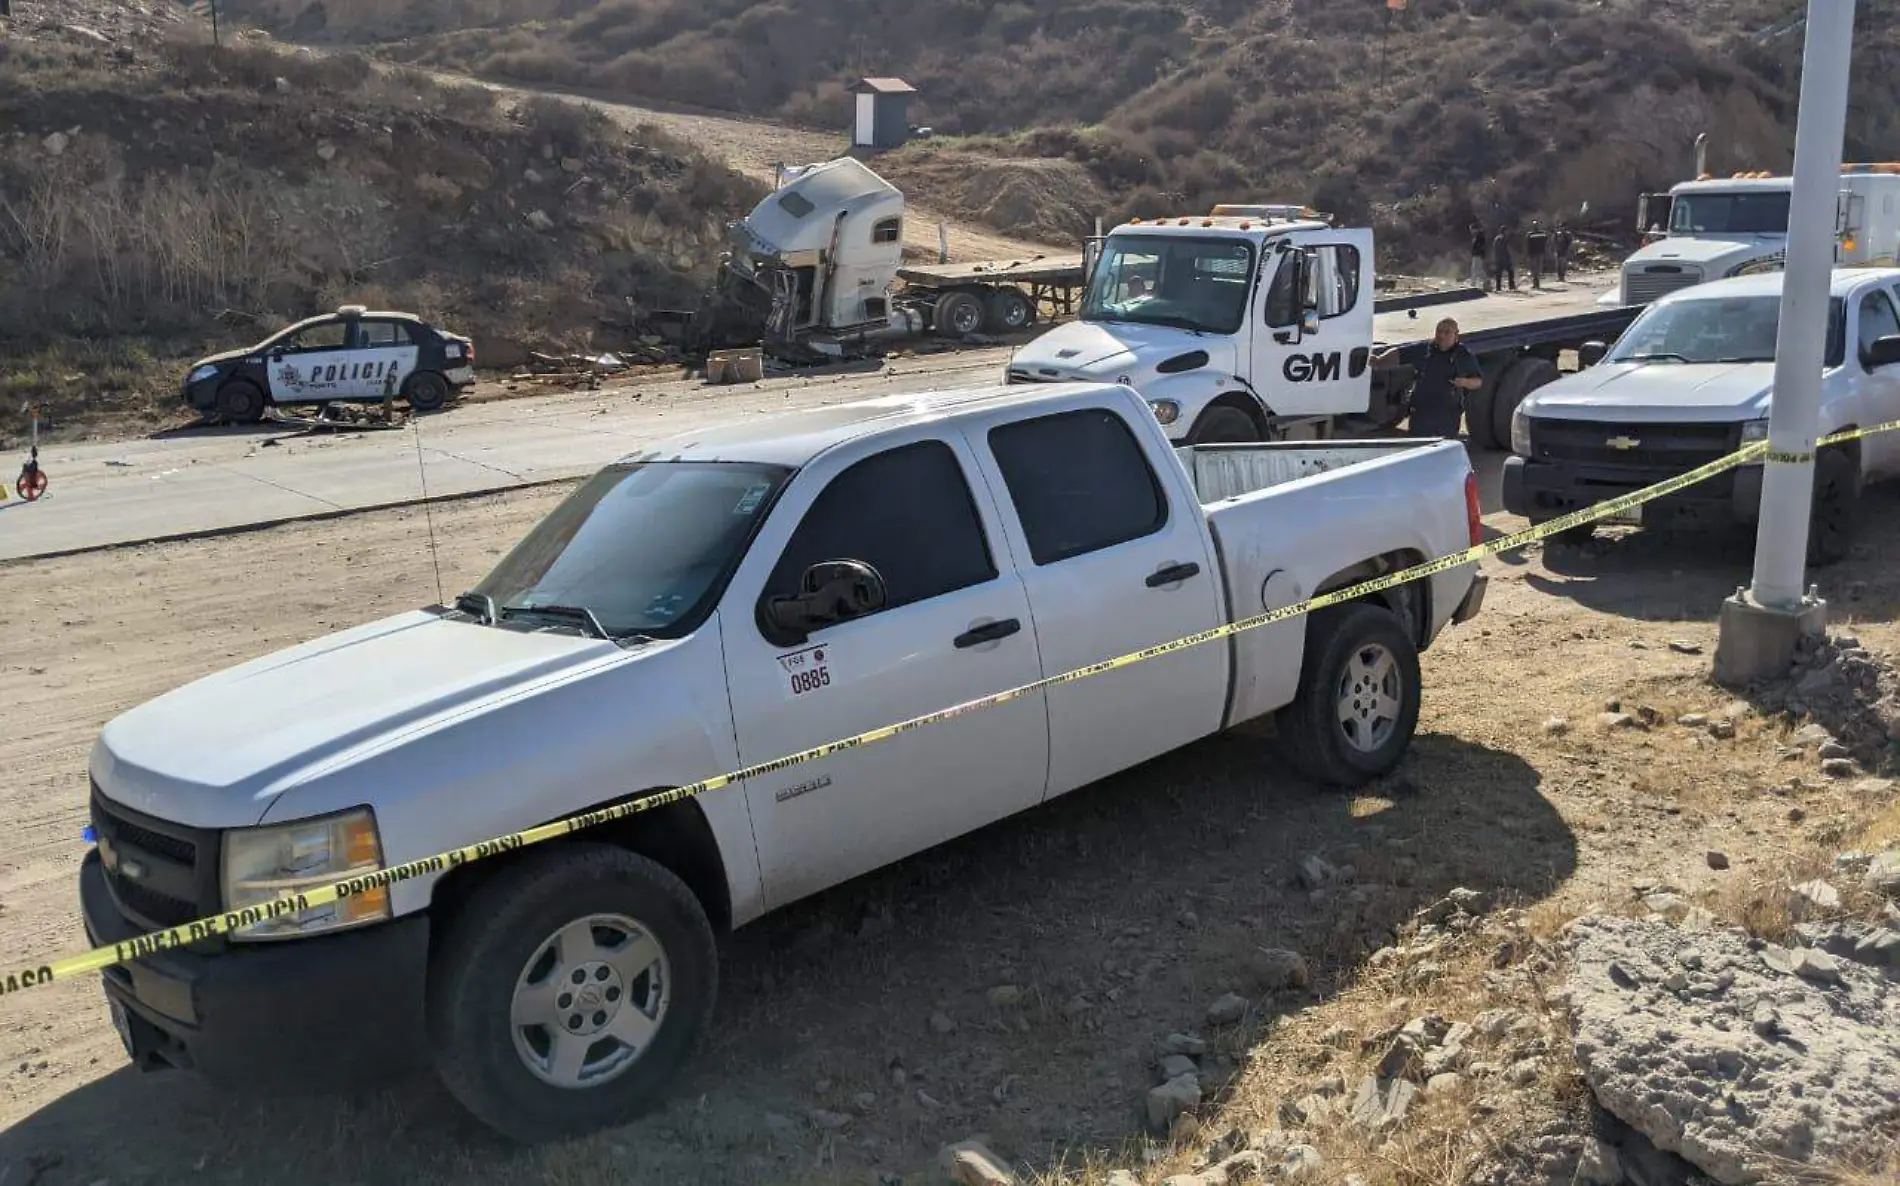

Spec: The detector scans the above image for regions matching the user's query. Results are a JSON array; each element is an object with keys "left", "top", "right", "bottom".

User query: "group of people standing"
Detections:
[{"left": 1469, "top": 221, "right": 1573, "bottom": 292}]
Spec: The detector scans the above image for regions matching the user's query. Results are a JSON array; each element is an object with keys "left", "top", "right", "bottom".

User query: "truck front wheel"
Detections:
[
  {"left": 428, "top": 844, "right": 717, "bottom": 1143},
  {"left": 1186, "top": 405, "right": 1260, "bottom": 444},
  {"left": 1807, "top": 447, "right": 1859, "bottom": 566},
  {"left": 1275, "top": 603, "right": 1421, "bottom": 787}
]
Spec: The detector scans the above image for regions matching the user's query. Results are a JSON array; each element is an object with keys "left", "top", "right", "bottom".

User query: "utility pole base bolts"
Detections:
[{"left": 1712, "top": 586, "right": 1828, "bottom": 688}]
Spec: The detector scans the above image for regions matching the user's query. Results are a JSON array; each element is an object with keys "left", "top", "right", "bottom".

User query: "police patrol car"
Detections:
[{"left": 182, "top": 306, "right": 476, "bottom": 424}]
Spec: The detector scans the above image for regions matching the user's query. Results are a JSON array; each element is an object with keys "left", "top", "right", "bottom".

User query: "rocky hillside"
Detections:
[
  {"left": 215, "top": 0, "right": 1900, "bottom": 266},
  {"left": 0, "top": 1, "right": 761, "bottom": 437}
]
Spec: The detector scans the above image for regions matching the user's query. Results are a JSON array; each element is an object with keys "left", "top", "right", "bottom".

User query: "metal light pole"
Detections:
[{"left": 1713, "top": 0, "right": 1854, "bottom": 684}]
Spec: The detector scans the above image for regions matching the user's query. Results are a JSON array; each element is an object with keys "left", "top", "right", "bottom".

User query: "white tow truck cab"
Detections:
[
  {"left": 1505, "top": 267, "right": 1900, "bottom": 561},
  {"left": 1623, "top": 163, "right": 1900, "bottom": 307},
  {"left": 80, "top": 381, "right": 1485, "bottom": 1144},
  {"left": 1007, "top": 213, "right": 1378, "bottom": 444}
]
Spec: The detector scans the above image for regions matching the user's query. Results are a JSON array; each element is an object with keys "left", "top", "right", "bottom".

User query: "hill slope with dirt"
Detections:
[
  {"left": 0, "top": 2, "right": 762, "bottom": 439},
  {"left": 214, "top": 0, "right": 1900, "bottom": 266}
]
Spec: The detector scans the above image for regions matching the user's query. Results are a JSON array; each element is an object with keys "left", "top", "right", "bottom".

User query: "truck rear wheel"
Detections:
[
  {"left": 933, "top": 290, "right": 985, "bottom": 339},
  {"left": 1275, "top": 603, "right": 1421, "bottom": 787},
  {"left": 428, "top": 844, "right": 717, "bottom": 1144},
  {"left": 1489, "top": 357, "right": 1560, "bottom": 450},
  {"left": 1463, "top": 363, "right": 1504, "bottom": 451}
]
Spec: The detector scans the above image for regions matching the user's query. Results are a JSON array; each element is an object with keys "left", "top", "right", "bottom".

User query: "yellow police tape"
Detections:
[{"left": 3, "top": 418, "right": 1896, "bottom": 999}]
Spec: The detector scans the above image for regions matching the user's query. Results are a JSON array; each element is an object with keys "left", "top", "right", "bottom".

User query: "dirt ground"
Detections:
[{"left": 3, "top": 444, "right": 1898, "bottom": 1184}]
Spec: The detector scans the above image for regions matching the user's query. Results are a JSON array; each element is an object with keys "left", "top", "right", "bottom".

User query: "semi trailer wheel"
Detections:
[
  {"left": 429, "top": 844, "right": 717, "bottom": 1144},
  {"left": 985, "top": 287, "right": 1036, "bottom": 333},
  {"left": 932, "top": 290, "right": 985, "bottom": 339}
]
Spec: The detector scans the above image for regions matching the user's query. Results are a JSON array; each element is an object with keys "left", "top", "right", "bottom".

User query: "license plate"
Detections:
[{"left": 108, "top": 996, "right": 135, "bottom": 1058}]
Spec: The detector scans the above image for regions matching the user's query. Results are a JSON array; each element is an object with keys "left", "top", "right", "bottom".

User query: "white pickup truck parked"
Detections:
[
  {"left": 80, "top": 382, "right": 1486, "bottom": 1142},
  {"left": 1505, "top": 267, "right": 1900, "bottom": 562}
]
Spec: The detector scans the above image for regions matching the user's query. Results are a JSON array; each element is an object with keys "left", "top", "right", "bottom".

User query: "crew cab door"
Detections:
[
  {"left": 265, "top": 319, "right": 354, "bottom": 403},
  {"left": 964, "top": 396, "right": 1226, "bottom": 799},
  {"left": 1250, "top": 228, "right": 1376, "bottom": 416},
  {"left": 722, "top": 434, "right": 1050, "bottom": 909},
  {"left": 1853, "top": 286, "right": 1900, "bottom": 476}
]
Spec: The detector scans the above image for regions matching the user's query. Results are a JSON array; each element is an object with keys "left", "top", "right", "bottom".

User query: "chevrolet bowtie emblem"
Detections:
[{"left": 1606, "top": 436, "right": 1641, "bottom": 451}]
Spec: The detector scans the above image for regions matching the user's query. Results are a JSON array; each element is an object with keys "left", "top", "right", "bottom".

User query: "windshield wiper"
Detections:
[
  {"left": 1626, "top": 352, "right": 1691, "bottom": 363},
  {"left": 500, "top": 603, "right": 613, "bottom": 640},
  {"left": 454, "top": 591, "right": 497, "bottom": 625},
  {"left": 1714, "top": 356, "right": 1775, "bottom": 364}
]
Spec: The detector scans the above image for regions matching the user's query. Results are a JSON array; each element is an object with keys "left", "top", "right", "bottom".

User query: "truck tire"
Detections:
[
  {"left": 1186, "top": 405, "right": 1261, "bottom": 444},
  {"left": 933, "top": 290, "right": 985, "bottom": 339},
  {"left": 403, "top": 371, "right": 451, "bottom": 413},
  {"left": 985, "top": 287, "right": 1037, "bottom": 333},
  {"left": 1462, "top": 360, "right": 1504, "bottom": 452},
  {"left": 215, "top": 380, "right": 267, "bottom": 425},
  {"left": 1275, "top": 603, "right": 1421, "bottom": 787},
  {"left": 1807, "top": 448, "right": 1859, "bottom": 567},
  {"left": 428, "top": 844, "right": 717, "bottom": 1144},
  {"left": 1489, "top": 356, "right": 1560, "bottom": 450}
]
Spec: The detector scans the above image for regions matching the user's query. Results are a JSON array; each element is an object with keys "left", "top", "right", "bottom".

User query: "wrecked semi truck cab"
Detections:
[{"left": 81, "top": 382, "right": 1485, "bottom": 1143}]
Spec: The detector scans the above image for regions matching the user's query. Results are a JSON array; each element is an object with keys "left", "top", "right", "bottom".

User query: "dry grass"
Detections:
[
  {"left": 0, "top": 34, "right": 761, "bottom": 436},
  {"left": 220, "top": 0, "right": 1900, "bottom": 267}
]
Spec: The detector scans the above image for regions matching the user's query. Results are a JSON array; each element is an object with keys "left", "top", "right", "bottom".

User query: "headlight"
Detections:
[
  {"left": 222, "top": 807, "right": 389, "bottom": 941},
  {"left": 187, "top": 364, "right": 221, "bottom": 384},
  {"left": 1740, "top": 418, "right": 1771, "bottom": 443},
  {"left": 1511, "top": 404, "right": 1534, "bottom": 456},
  {"left": 1148, "top": 399, "right": 1180, "bottom": 426}
]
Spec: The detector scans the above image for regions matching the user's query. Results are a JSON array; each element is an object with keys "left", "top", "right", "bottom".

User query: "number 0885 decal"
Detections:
[{"left": 789, "top": 667, "right": 832, "bottom": 695}]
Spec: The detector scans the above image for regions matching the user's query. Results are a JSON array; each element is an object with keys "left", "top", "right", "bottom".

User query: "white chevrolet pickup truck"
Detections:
[
  {"left": 1505, "top": 267, "right": 1900, "bottom": 561},
  {"left": 79, "top": 381, "right": 1485, "bottom": 1142}
]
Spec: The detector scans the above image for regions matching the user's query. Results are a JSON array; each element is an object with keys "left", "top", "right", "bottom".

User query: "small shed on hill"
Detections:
[{"left": 850, "top": 77, "right": 916, "bottom": 152}]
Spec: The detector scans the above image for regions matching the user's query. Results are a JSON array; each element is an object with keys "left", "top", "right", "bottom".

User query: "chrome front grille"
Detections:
[{"left": 1624, "top": 264, "right": 1706, "bottom": 305}]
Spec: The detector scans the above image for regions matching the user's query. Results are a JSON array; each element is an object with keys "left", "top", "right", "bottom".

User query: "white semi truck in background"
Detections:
[
  {"left": 1008, "top": 212, "right": 1642, "bottom": 447},
  {"left": 1622, "top": 140, "right": 1900, "bottom": 306}
]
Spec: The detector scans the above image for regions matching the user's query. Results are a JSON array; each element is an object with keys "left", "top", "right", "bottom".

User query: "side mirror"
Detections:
[
  {"left": 1866, "top": 334, "right": 1900, "bottom": 369},
  {"left": 1578, "top": 340, "right": 1609, "bottom": 368},
  {"left": 762, "top": 560, "right": 888, "bottom": 645}
]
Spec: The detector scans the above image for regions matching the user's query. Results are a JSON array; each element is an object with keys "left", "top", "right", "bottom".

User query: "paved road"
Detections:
[
  {"left": 0, "top": 281, "right": 1625, "bottom": 563},
  {"left": 0, "top": 351, "right": 1015, "bottom": 562}
]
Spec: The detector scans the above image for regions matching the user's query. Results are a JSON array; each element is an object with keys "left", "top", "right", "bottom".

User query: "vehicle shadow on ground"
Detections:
[
  {"left": 0, "top": 732, "right": 1571, "bottom": 1186},
  {"left": 1524, "top": 481, "right": 1900, "bottom": 625}
]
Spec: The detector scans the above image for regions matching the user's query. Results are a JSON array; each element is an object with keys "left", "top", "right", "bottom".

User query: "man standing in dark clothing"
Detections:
[
  {"left": 1469, "top": 222, "right": 1487, "bottom": 289},
  {"left": 1409, "top": 318, "right": 1484, "bottom": 439},
  {"left": 1526, "top": 221, "right": 1550, "bottom": 289},
  {"left": 1554, "top": 222, "right": 1574, "bottom": 283},
  {"left": 1491, "top": 229, "right": 1515, "bottom": 292}
]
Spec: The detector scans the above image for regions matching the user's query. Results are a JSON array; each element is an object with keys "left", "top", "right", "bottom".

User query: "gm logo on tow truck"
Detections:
[
  {"left": 1606, "top": 436, "right": 1641, "bottom": 451},
  {"left": 1282, "top": 352, "right": 1343, "bottom": 383}
]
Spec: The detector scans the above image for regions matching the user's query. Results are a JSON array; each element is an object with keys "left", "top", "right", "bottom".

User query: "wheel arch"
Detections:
[
  {"left": 428, "top": 789, "right": 734, "bottom": 938},
  {"left": 1311, "top": 548, "right": 1431, "bottom": 648}
]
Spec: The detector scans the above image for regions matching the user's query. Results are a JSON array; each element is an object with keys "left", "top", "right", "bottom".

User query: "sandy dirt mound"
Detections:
[{"left": 879, "top": 151, "right": 1109, "bottom": 248}]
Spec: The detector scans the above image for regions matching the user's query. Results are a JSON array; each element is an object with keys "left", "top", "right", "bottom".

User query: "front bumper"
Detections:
[
  {"left": 1501, "top": 455, "right": 1764, "bottom": 529},
  {"left": 182, "top": 376, "right": 223, "bottom": 412},
  {"left": 80, "top": 849, "right": 431, "bottom": 1091}
]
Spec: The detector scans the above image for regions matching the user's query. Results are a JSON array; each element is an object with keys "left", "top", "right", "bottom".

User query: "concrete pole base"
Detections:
[{"left": 1712, "top": 588, "right": 1829, "bottom": 688}]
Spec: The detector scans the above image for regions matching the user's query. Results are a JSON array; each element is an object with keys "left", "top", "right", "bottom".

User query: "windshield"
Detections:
[
  {"left": 1608, "top": 294, "right": 1845, "bottom": 367},
  {"left": 1669, "top": 192, "right": 1791, "bottom": 236},
  {"left": 1082, "top": 234, "right": 1255, "bottom": 336},
  {"left": 472, "top": 461, "right": 791, "bottom": 639}
]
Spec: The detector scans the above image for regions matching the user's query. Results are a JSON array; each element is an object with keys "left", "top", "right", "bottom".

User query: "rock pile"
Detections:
[
  {"left": 1749, "top": 633, "right": 1899, "bottom": 771},
  {"left": 1565, "top": 914, "right": 1900, "bottom": 1184}
]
